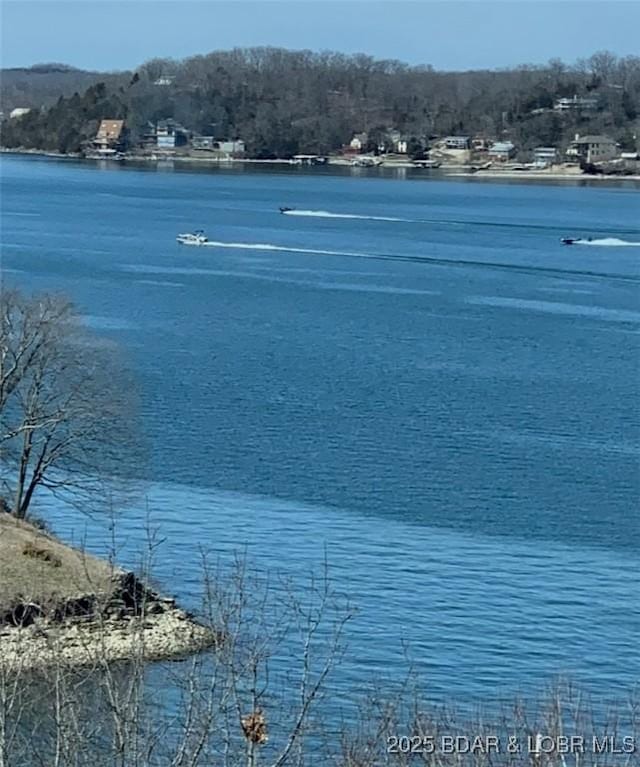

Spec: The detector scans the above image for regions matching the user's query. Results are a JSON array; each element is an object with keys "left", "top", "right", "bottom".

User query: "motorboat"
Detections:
[
  {"left": 279, "top": 206, "right": 294, "bottom": 213},
  {"left": 177, "top": 231, "right": 208, "bottom": 245},
  {"left": 177, "top": 230, "right": 209, "bottom": 246},
  {"left": 560, "top": 237, "right": 593, "bottom": 246}
]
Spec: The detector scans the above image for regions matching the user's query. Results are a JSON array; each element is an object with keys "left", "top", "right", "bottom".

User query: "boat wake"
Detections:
[
  {"left": 575, "top": 237, "right": 640, "bottom": 247},
  {"left": 198, "top": 240, "right": 639, "bottom": 282},
  {"left": 201, "top": 240, "right": 368, "bottom": 258},
  {"left": 282, "top": 209, "right": 410, "bottom": 222},
  {"left": 281, "top": 209, "right": 640, "bottom": 237}
]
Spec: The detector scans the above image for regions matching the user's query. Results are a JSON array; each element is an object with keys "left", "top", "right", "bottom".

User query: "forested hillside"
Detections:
[
  {"left": 1, "top": 63, "right": 129, "bottom": 112},
  {"left": 2, "top": 48, "right": 639, "bottom": 157}
]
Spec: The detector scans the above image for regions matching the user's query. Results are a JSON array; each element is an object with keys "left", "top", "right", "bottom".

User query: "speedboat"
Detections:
[
  {"left": 177, "top": 231, "right": 209, "bottom": 246},
  {"left": 279, "top": 206, "right": 294, "bottom": 214},
  {"left": 560, "top": 237, "right": 593, "bottom": 246}
]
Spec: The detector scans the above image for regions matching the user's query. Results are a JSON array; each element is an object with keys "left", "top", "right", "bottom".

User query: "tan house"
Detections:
[
  {"left": 566, "top": 134, "right": 618, "bottom": 164},
  {"left": 94, "top": 120, "right": 125, "bottom": 153}
]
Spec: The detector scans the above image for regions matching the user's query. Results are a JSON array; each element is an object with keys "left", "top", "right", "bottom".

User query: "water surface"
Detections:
[{"left": 1, "top": 155, "right": 639, "bottom": 707}]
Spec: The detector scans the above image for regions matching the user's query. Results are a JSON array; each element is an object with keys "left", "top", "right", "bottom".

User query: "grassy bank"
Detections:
[{"left": 0, "top": 514, "right": 215, "bottom": 671}]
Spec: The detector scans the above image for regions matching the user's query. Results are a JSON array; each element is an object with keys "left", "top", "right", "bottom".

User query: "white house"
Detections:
[
  {"left": 554, "top": 95, "right": 599, "bottom": 112},
  {"left": 383, "top": 130, "right": 409, "bottom": 154},
  {"left": 444, "top": 136, "right": 470, "bottom": 150},
  {"left": 9, "top": 107, "right": 31, "bottom": 119},
  {"left": 533, "top": 147, "right": 558, "bottom": 168},
  {"left": 349, "top": 132, "right": 368, "bottom": 151}
]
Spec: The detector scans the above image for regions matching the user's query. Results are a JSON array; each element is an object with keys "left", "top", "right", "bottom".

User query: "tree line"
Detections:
[
  {"left": 1, "top": 48, "right": 639, "bottom": 157},
  {"left": 1, "top": 63, "right": 129, "bottom": 114}
]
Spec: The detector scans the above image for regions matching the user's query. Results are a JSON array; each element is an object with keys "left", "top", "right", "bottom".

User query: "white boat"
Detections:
[{"left": 176, "top": 231, "right": 209, "bottom": 246}]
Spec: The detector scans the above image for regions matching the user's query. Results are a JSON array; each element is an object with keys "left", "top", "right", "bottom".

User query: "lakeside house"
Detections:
[
  {"left": 472, "top": 136, "right": 492, "bottom": 152},
  {"left": 554, "top": 95, "right": 599, "bottom": 112},
  {"left": 395, "top": 138, "right": 408, "bottom": 154},
  {"left": 191, "top": 136, "right": 246, "bottom": 157},
  {"left": 566, "top": 134, "right": 618, "bottom": 163},
  {"left": 157, "top": 119, "right": 189, "bottom": 149},
  {"left": 143, "top": 119, "right": 189, "bottom": 149},
  {"left": 488, "top": 141, "right": 516, "bottom": 161},
  {"left": 533, "top": 146, "right": 559, "bottom": 168},
  {"left": 190, "top": 135, "right": 216, "bottom": 150},
  {"left": 349, "top": 132, "right": 368, "bottom": 151},
  {"left": 444, "top": 136, "right": 470, "bottom": 150},
  {"left": 383, "top": 130, "right": 409, "bottom": 154},
  {"left": 9, "top": 107, "right": 31, "bottom": 119},
  {"left": 214, "top": 139, "right": 246, "bottom": 155},
  {"left": 93, "top": 119, "right": 126, "bottom": 154}
]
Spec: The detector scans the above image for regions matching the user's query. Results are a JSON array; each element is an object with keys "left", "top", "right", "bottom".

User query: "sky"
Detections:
[{"left": 1, "top": 0, "right": 639, "bottom": 72}]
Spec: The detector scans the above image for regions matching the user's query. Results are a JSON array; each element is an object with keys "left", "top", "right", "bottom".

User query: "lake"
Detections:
[{"left": 1, "top": 155, "right": 639, "bottom": 710}]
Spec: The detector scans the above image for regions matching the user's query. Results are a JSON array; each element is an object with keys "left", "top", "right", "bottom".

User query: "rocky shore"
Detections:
[
  {"left": 0, "top": 598, "right": 216, "bottom": 671},
  {"left": 0, "top": 514, "right": 217, "bottom": 672}
]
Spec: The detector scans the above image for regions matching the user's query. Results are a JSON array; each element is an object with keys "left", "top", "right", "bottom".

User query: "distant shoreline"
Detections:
[{"left": 2, "top": 147, "right": 640, "bottom": 186}]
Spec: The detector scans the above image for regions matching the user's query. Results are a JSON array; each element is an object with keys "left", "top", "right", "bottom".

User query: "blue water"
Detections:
[{"left": 1, "top": 155, "right": 639, "bottom": 708}]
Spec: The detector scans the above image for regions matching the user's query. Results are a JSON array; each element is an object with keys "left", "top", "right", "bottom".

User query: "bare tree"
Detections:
[
  {"left": 0, "top": 542, "right": 357, "bottom": 767},
  {"left": 0, "top": 289, "right": 138, "bottom": 520}
]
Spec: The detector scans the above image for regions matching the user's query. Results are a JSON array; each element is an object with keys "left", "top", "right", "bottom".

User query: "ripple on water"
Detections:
[
  {"left": 466, "top": 295, "right": 640, "bottom": 323},
  {"left": 81, "top": 315, "right": 137, "bottom": 331},
  {"left": 40, "top": 481, "right": 640, "bottom": 706},
  {"left": 121, "top": 263, "right": 438, "bottom": 295}
]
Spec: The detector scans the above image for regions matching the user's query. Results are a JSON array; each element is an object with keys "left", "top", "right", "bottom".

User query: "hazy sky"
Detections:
[{"left": 2, "top": 1, "right": 639, "bottom": 72}]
